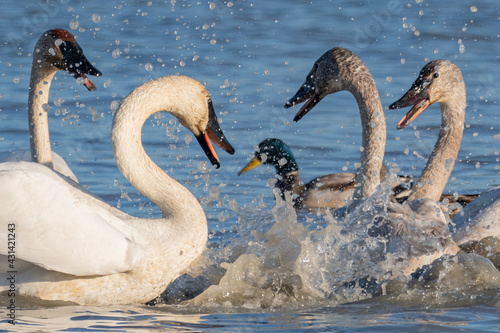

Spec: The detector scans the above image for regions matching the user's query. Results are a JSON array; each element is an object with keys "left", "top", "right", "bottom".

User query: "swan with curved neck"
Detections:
[
  {"left": 1, "top": 29, "right": 101, "bottom": 182},
  {"left": 0, "top": 76, "right": 234, "bottom": 305},
  {"left": 390, "top": 59, "right": 465, "bottom": 202},
  {"left": 391, "top": 61, "right": 500, "bottom": 246},
  {"left": 284, "top": 47, "right": 387, "bottom": 200},
  {"left": 386, "top": 59, "right": 466, "bottom": 273},
  {"left": 284, "top": 51, "right": 465, "bottom": 274}
]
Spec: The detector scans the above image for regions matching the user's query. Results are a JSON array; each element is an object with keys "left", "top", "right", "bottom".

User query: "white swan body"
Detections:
[
  {"left": 452, "top": 186, "right": 500, "bottom": 244},
  {"left": 0, "top": 148, "right": 78, "bottom": 183},
  {"left": 0, "top": 76, "right": 234, "bottom": 305},
  {"left": 1, "top": 29, "right": 101, "bottom": 182}
]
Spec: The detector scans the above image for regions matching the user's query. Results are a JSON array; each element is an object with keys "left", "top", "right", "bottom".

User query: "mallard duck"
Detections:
[{"left": 238, "top": 138, "right": 361, "bottom": 208}]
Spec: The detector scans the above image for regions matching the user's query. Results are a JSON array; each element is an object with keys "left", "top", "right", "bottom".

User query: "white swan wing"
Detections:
[
  {"left": 51, "top": 151, "right": 79, "bottom": 182},
  {"left": 0, "top": 162, "right": 142, "bottom": 276},
  {"left": 452, "top": 186, "right": 500, "bottom": 244},
  {"left": 0, "top": 147, "right": 78, "bottom": 182}
]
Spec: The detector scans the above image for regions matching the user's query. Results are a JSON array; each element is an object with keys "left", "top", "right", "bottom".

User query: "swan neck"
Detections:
[
  {"left": 409, "top": 98, "right": 465, "bottom": 201},
  {"left": 28, "top": 57, "right": 57, "bottom": 168},
  {"left": 111, "top": 81, "right": 205, "bottom": 223},
  {"left": 348, "top": 76, "right": 386, "bottom": 199}
]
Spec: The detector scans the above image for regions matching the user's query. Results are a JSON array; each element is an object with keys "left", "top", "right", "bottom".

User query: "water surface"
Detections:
[{"left": 0, "top": 0, "right": 500, "bottom": 331}]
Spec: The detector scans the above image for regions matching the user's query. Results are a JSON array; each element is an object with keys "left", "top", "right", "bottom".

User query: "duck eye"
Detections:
[{"left": 433, "top": 73, "right": 439, "bottom": 79}]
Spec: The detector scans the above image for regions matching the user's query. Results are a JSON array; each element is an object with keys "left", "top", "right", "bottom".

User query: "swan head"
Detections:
[
  {"left": 238, "top": 138, "right": 298, "bottom": 176},
  {"left": 163, "top": 79, "right": 235, "bottom": 168},
  {"left": 284, "top": 47, "right": 366, "bottom": 122},
  {"left": 389, "top": 59, "right": 464, "bottom": 129},
  {"left": 34, "top": 29, "right": 102, "bottom": 91}
]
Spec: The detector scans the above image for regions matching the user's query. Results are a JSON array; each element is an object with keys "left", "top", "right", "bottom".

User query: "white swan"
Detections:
[
  {"left": 0, "top": 75, "right": 235, "bottom": 305},
  {"left": 452, "top": 186, "right": 500, "bottom": 245},
  {"left": 0, "top": 29, "right": 101, "bottom": 182}
]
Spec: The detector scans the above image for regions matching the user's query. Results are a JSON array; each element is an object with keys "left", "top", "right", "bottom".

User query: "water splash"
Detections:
[{"left": 162, "top": 170, "right": 500, "bottom": 310}]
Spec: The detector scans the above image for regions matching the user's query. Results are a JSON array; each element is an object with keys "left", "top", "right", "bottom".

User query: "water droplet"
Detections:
[
  {"left": 53, "top": 98, "right": 64, "bottom": 107},
  {"left": 218, "top": 212, "right": 227, "bottom": 223},
  {"left": 92, "top": 14, "right": 101, "bottom": 23},
  {"left": 229, "top": 199, "right": 238, "bottom": 212},
  {"left": 89, "top": 106, "right": 99, "bottom": 121},
  {"left": 198, "top": 161, "right": 208, "bottom": 173},
  {"left": 459, "top": 42, "right": 465, "bottom": 54},
  {"left": 112, "top": 48, "right": 121, "bottom": 58},
  {"left": 69, "top": 19, "right": 79, "bottom": 30},
  {"left": 347, "top": 243, "right": 358, "bottom": 253},
  {"left": 110, "top": 100, "right": 119, "bottom": 113},
  {"left": 145, "top": 63, "right": 153, "bottom": 71},
  {"left": 13, "top": 77, "right": 20, "bottom": 84},
  {"left": 104, "top": 79, "right": 112, "bottom": 88},
  {"left": 470, "top": 6, "right": 478, "bottom": 13}
]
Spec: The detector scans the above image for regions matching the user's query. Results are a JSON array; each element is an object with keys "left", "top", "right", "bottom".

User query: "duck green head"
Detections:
[{"left": 238, "top": 138, "right": 299, "bottom": 177}]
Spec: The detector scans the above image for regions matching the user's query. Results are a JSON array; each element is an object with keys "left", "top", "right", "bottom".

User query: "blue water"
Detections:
[{"left": 1, "top": 0, "right": 500, "bottom": 331}]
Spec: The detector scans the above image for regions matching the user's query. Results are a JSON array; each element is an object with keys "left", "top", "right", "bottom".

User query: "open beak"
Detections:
[
  {"left": 60, "top": 40, "right": 102, "bottom": 91},
  {"left": 196, "top": 132, "right": 221, "bottom": 169},
  {"left": 389, "top": 79, "right": 432, "bottom": 130},
  {"left": 196, "top": 100, "right": 235, "bottom": 169},
  {"left": 206, "top": 100, "right": 235, "bottom": 155},
  {"left": 284, "top": 76, "right": 323, "bottom": 122},
  {"left": 238, "top": 156, "right": 263, "bottom": 175}
]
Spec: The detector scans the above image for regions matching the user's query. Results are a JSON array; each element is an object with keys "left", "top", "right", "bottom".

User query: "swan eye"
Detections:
[{"left": 433, "top": 73, "right": 439, "bottom": 79}]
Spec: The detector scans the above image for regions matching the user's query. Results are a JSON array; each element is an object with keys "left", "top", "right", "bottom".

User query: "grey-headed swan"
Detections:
[
  {"left": 283, "top": 47, "right": 389, "bottom": 204},
  {"left": 387, "top": 59, "right": 466, "bottom": 273}
]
